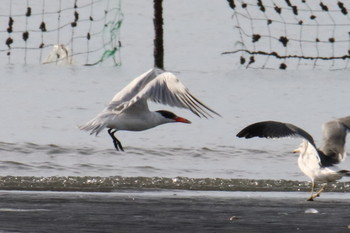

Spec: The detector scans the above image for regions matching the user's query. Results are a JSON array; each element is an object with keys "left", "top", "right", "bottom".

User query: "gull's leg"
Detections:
[
  {"left": 107, "top": 128, "right": 124, "bottom": 151},
  {"left": 313, "top": 184, "right": 326, "bottom": 199},
  {"left": 307, "top": 181, "right": 315, "bottom": 201}
]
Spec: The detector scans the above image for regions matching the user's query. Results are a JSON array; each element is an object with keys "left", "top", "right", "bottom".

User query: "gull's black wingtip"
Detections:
[
  {"left": 236, "top": 128, "right": 251, "bottom": 138},
  {"left": 236, "top": 121, "right": 274, "bottom": 139}
]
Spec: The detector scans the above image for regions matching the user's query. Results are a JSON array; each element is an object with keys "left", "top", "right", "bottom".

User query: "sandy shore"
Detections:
[{"left": 0, "top": 190, "right": 349, "bottom": 232}]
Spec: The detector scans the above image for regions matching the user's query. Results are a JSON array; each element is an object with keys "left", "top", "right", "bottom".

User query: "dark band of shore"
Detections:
[{"left": 0, "top": 176, "right": 349, "bottom": 192}]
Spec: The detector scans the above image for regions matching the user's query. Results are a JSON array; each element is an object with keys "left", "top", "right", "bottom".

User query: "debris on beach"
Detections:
[{"left": 304, "top": 208, "right": 319, "bottom": 214}]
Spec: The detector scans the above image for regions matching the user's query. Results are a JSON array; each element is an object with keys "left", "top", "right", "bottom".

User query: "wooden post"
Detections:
[{"left": 153, "top": 0, "right": 164, "bottom": 69}]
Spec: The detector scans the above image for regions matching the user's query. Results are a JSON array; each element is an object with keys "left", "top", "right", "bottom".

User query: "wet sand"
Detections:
[{"left": 0, "top": 190, "right": 349, "bottom": 233}]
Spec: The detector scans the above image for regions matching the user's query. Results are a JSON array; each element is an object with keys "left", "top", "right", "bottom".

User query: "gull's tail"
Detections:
[
  {"left": 338, "top": 170, "right": 350, "bottom": 177},
  {"left": 79, "top": 112, "right": 115, "bottom": 136}
]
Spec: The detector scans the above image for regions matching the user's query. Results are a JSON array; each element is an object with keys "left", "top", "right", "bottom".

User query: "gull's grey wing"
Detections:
[
  {"left": 112, "top": 71, "right": 221, "bottom": 118},
  {"left": 320, "top": 116, "right": 350, "bottom": 162},
  {"left": 236, "top": 121, "right": 316, "bottom": 147}
]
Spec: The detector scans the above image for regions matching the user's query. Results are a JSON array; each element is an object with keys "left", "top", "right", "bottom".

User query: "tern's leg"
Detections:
[
  {"left": 307, "top": 181, "right": 315, "bottom": 201},
  {"left": 107, "top": 128, "right": 124, "bottom": 151}
]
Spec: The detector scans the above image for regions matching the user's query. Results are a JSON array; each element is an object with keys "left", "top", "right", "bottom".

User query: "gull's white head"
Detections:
[{"left": 293, "top": 140, "right": 317, "bottom": 156}]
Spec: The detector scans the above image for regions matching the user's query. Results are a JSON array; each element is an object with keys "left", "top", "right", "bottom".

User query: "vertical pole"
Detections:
[{"left": 153, "top": 0, "right": 164, "bottom": 69}]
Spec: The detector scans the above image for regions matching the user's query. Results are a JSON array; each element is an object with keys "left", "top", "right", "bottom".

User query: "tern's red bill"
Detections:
[{"left": 175, "top": 117, "right": 191, "bottom": 124}]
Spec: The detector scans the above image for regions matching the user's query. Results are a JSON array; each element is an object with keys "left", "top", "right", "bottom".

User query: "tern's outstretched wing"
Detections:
[
  {"left": 106, "top": 68, "right": 164, "bottom": 111},
  {"left": 110, "top": 70, "right": 221, "bottom": 118}
]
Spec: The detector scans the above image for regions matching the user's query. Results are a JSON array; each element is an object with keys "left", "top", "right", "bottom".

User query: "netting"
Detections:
[
  {"left": 1, "top": 0, "right": 122, "bottom": 66},
  {"left": 225, "top": 0, "right": 350, "bottom": 69}
]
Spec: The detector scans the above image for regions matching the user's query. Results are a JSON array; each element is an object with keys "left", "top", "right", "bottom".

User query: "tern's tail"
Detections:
[{"left": 79, "top": 112, "right": 115, "bottom": 135}]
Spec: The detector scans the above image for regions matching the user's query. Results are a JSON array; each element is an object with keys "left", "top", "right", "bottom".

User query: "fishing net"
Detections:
[
  {"left": 225, "top": 0, "right": 350, "bottom": 69},
  {"left": 1, "top": 0, "right": 122, "bottom": 66}
]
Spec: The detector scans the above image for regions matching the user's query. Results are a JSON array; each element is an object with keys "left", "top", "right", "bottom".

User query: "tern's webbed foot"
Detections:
[{"left": 108, "top": 129, "right": 124, "bottom": 151}]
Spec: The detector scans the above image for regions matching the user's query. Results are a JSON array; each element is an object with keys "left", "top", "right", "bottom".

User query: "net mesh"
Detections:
[
  {"left": 225, "top": 0, "right": 350, "bottom": 69},
  {"left": 1, "top": 0, "right": 122, "bottom": 66}
]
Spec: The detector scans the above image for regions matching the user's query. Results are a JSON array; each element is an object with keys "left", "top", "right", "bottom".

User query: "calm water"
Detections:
[{"left": 1, "top": 0, "right": 350, "bottom": 191}]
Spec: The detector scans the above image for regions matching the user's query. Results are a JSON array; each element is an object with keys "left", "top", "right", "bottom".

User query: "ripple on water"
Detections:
[{"left": 0, "top": 141, "right": 304, "bottom": 180}]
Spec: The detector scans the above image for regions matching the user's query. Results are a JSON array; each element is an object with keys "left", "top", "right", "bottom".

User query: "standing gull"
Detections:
[
  {"left": 236, "top": 117, "right": 350, "bottom": 201},
  {"left": 80, "top": 68, "right": 220, "bottom": 151}
]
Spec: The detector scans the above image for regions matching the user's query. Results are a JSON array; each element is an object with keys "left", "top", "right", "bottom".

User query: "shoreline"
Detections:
[
  {"left": 0, "top": 190, "right": 349, "bottom": 232},
  {"left": 0, "top": 175, "right": 349, "bottom": 193}
]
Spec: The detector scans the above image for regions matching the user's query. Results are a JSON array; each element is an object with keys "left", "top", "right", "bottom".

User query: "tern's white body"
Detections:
[{"left": 99, "top": 111, "right": 174, "bottom": 131}]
